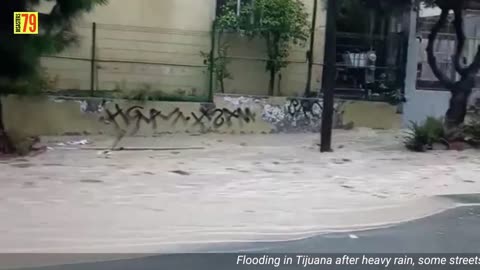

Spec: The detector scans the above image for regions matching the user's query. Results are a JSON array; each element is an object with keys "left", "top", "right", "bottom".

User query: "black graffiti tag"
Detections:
[
  {"left": 105, "top": 104, "right": 191, "bottom": 133},
  {"left": 192, "top": 107, "right": 256, "bottom": 128},
  {"left": 105, "top": 104, "right": 256, "bottom": 132},
  {"left": 287, "top": 98, "right": 323, "bottom": 119}
]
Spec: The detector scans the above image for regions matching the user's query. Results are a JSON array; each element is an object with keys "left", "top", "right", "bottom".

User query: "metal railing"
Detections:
[
  {"left": 39, "top": 21, "right": 407, "bottom": 103},
  {"left": 41, "top": 22, "right": 212, "bottom": 102}
]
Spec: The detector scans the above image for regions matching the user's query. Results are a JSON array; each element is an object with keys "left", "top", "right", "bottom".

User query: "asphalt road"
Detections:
[{"left": 7, "top": 196, "right": 480, "bottom": 270}]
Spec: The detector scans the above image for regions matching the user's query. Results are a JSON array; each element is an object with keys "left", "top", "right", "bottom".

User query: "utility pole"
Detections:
[{"left": 320, "top": 0, "right": 337, "bottom": 152}]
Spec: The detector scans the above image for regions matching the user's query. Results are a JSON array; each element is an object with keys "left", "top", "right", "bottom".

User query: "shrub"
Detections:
[
  {"left": 404, "top": 117, "right": 445, "bottom": 152},
  {"left": 464, "top": 120, "right": 480, "bottom": 147}
]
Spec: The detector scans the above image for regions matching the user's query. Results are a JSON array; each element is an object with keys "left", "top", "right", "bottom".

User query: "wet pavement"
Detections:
[{"left": 6, "top": 200, "right": 480, "bottom": 270}]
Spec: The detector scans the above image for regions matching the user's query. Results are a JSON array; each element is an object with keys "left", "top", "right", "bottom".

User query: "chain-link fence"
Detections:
[
  {"left": 39, "top": 4, "right": 408, "bottom": 103},
  {"left": 41, "top": 22, "right": 212, "bottom": 102},
  {"left": 210, "top": 27, "right": 406, "bottom": 102}
]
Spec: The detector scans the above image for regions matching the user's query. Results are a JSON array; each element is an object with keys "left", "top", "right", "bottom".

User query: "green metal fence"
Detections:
[
  {"left": 41, "top": 22, "right": 214, "bottom": 102},
  {"left": 210, "top": 26, "right": 407, "bottom": 102},
  {"left": 39, "top": 6, "right": 408, "bottom": 103}
]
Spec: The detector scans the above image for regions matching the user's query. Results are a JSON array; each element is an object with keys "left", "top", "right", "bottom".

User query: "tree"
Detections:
[
  {"left": 202, "top": 43, "right": 233, "bottom": 94},
  {"left": 425, "top": 0, "right": 480, "bottom": 141},
  {"left": 217, "top": 0, "right": 310, "bottom": 96},
  {"left": 203, "top": 3, "right": 238, "bottom": 94},
  {"left": 0, "top": 0, "right": 107, "bottom": 154}
]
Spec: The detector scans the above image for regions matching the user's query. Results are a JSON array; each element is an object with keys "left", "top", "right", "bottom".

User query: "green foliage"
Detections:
[
  {"left": 0, "top": 0, "right": 107, "bottom": 154},
  {"left": 215, "top": 2, "right": 241, "bottom": 30},
  {"left": 384, "top": 90, "right": 407, "bottom": 106},
  {"left": 202, "top": 1, "right": 242, "bottom": 94},
  {"left": 120, "top": 90, "right": 207, "bottom": 103},
  {"left": 119, "top": 85, "right": 207, "bottom": 103},
  {"left": 0, "top": 71, "right": 49, "bottom": 95},
  {"left": 121, "top": 89, "right": 159, "bottom": 101},
  {"left": 201, "top": 42, "right": 233, "bottom": 93},
  {"left": 216, "top": 0, "right": 310, "bottom": 95},
  {"left": 0, "top": 0, "right": 107, "bottom": 88},
  {"left": 404, "top": 117, "right": 446, "bottom": 152},
  {"left": 244, "top": 0, "right": 310, "bottom": 69},
  {"left": 366, "top": 78, "right": 406, "bottom": 105},
  {"left": 464, "top": 120, "right": 480, "bottom": 146}
]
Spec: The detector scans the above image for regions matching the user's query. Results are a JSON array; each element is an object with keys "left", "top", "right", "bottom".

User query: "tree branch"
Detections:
[
  {"left": 463, "top": 45, "right": 480, "bottom": 76},
  {"left": 426, "top": 8, "right": 454, "bottom": 89},
  {"left": 452, "top": 7, "right": 480, "bottom": 79},
  {"left": 452, "top": 8, "right": 467, "bottom": 76}
]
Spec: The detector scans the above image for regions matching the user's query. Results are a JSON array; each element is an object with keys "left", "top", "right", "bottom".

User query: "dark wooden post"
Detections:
[
  {"left": 90, "top": 22, "right": 96, "bottom": 97},
  {"left": 320, "top": 0, "right": 337, "bottom": 152}
]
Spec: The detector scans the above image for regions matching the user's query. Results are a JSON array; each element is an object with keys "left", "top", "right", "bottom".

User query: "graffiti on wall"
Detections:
[
  {"left": 103, "top": 103, "right": 256, "bottom": 133},
  {"left": 92, "top": 96, "right": 349, "bottom": 135},
  {"left": 262, "top": 98, "right": 348, "bottom": 133},
  {"left": 286, "top": 99, "right": 323, "bottom": 119}
]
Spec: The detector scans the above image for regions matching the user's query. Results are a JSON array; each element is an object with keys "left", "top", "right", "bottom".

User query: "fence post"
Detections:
[
  {"left": 208, "top": 22, "right": 216, "bottom": 103},
  {"left": 90, "top": 22, "right": 96, "bottom": 97},
  {"left": 305, "top": 0, "right": 318, "bottom": 97}
]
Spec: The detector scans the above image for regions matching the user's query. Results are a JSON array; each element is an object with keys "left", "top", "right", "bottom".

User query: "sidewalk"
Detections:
[{"left": 0, "top": 128, "right": 479, "bottom": 252}]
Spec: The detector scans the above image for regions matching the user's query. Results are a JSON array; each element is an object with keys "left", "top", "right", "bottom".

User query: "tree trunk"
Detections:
[
  {"left": 218, "top": 31, "right": 226, "bottom": 94},
  {"left": 425, "top": 7, "right": 480, "bottom": 141},
  {"left": 268, "top": 68, "right": 276, "bottom": 96},
  {"left": 265, "top": 33, "right": 275, "bottom": 96},
  {"left": 444, "top": 81, "right": 473, "bottom": 139},
  {"left": 0, "top": 98, "right": 14, "bottom": 154},
  {"left": 220, "top": 76, "right": 225, "bottom": 93}
]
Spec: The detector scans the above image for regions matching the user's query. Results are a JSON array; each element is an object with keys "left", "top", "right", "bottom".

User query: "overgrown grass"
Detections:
[
  {"left": 0, "top": 72, "right": 48, "bottom": 96},
  {"left": 118, "top": 89, "right": 209, "bottom": 102},
  {"left": 43, "top": 89, "right": 209, "bottom": 103},
  {"left": 404, "top": 117, "right": 446, "bottom": 152},
  {"left": 464, "top": 120, "right": 480, "bottom": 146}
]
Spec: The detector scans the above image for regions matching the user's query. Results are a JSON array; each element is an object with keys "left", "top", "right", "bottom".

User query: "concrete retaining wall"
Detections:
[{"left": 2, "top": 95, "right": 401, "bottom": 137}]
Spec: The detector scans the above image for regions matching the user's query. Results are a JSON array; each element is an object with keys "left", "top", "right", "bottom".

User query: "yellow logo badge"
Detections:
[{"left": 14, "top": 12, "right": 39, "bottom": 34}]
